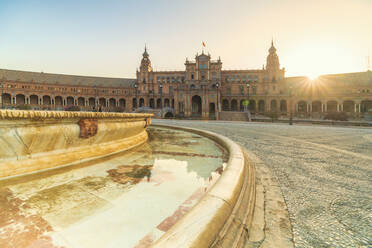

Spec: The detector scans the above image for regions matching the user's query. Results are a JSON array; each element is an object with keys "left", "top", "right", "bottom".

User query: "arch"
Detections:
[
  {"left": 231, "top": 99, "right": 238, "bottom": 111},
  {"left": 78, "top": 97, "right": 85, "bottom": 106},
  {"left": 280, "top": 100, "right": 287, "bottom": 112},
  {"left": 119, "top": 98, "right": 126, "bottom": 108},
  {"left": 164, "top": 98, "right": 170, "bottom": 107},
  {"left": 132, "top": 98, "right": 137, "bottom": 108},
  {"left": 99, "top": 97, "right": 106, "bottom": 107},
  {"left": 222, "top": 99, "right": 229, "bottom": 111},
  {"left": 361, "top": 100, "right": 372, "bottom": 113},
  {"left": 248, "top": 100, "right": 256, "bottom": 112},
  {"left": 88, "top": 97, "right": 96, "bottom": 106},
  {"left": 164, "top": 112, "right": 174, "bottom": 118},
  {"left": 258, "top": 100, "right": 265, "bottom": 112},
  {"left": 16, "top": 94, "right": 25, "bottom": 105},
  {"left": 109, "top": 98, "right": 116, "bottom": 108},
  {"left": 156, "top": 98, "right": 161, "bottom": 108},
  {"left": 139, "top": 98, "right": 145, "bottom": 107},
  {"left": 209, "top": 103, "right": 216, "bottom": 114},
  {"left": 298, "top": 100, "right": 307, "bottom": 113},
  {"left": 55, "top": 96, "right": 63, "bottom": 106},
  {"left": 43, "top": 95, "right": 51, "bottom": 105},
  {"left": 191, "top": 95, "right": 202, "bottom": 117},
  {"left": 30, "top": 95, "right": 38, "bottom": 105},
  {"left": 149, "top": 98, "right": 155, "bottom": 108},
  {"left": 343, "top": 100, "right": 354, "bottom": 112},
  {"left": 270, "top": 100, "right": 277, "bottom": 112},
  {"left": 327, "top": 100, "right": 337, "bottom": 112},
  {"left": 312, "top": 101, "right": 321, "bottom": 112},
  {"left": 67, "top": 96, "right": 75, "bottom": 106},
  {"left": 2, "top": 93, "right": 11, "bottom": 105}
]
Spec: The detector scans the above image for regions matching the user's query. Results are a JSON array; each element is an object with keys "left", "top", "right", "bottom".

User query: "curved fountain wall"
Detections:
[
  {"left": 151, "top": 124, "right": 256, "bottom": 248},
  {"left": 0, "top": 110, "right": 152, "bottom": 179}
]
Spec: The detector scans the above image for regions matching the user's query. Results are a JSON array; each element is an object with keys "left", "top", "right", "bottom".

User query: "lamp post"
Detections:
[
  {"left": 94, "top": 85, "right": 98, "bottom": 112},
  {"left": 246, "top": 83, "right": 250, "bottom": 112},
  {"left": 216, "top": 82, "right": 219, "bottom": 120},
  {"left": 134, "top": 83, "right": 138, "bottom": 110},
  {"left": 159, "top": 84, "right": 163, "bottom": 109},
  {"left": 289, "top": 85, "right": 293, "bottom": 125}
]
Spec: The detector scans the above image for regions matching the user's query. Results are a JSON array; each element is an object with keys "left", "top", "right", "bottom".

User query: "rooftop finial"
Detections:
[{"left": 143, "top": 44, "right": 149, "bottom": 57}]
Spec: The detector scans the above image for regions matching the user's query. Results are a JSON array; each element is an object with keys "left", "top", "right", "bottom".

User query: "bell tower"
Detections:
[
  {"left": 265, "top": 39, "right": 283, "bottom": 82},
  {"left": 137, "top": 45, "right": 153, "bottom": 84}
]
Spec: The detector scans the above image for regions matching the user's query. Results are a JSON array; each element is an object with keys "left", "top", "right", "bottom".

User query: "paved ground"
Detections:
[{"left": 153, "top": 120, "right": 372, "bottom": 248}]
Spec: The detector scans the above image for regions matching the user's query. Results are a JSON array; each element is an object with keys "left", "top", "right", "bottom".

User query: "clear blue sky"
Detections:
[{"left": 0, "top": 0, "right": 371, "bottom": 78}]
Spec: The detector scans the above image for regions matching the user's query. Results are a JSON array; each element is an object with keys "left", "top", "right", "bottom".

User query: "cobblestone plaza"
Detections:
[{"left": 155, "top": 119, "right": 372, "bottom": 248}]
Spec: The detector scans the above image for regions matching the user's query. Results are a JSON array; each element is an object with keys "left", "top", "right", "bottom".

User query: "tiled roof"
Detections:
[
  {"left": 285, "top": 71, "right": 372, "bottom": 85},
  {"left": 320, "top": 71, "right": 372, "bottom": 85},
  {"left": 0, "top": 69, "right": 136, "bottom": 88}
]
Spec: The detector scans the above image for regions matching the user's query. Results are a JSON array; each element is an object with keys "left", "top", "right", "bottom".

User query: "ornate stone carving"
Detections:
[
  {"left": 78, "top": 119, "right": 98, "bottom": 138},
  {"left": 0, "top": 110, "right": 153, "bottom": 120}
]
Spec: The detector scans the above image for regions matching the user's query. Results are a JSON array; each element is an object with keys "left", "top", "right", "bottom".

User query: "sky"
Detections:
[{"left": 0, "top": 0, "right": 371, "bottom": 79}]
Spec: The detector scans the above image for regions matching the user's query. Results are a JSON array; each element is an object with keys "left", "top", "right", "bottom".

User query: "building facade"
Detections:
[{"left": 1, "top": 41, "right": 371, "bottom": 120}]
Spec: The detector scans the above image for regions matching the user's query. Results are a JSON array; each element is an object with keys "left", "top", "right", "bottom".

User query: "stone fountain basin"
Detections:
[{"left": 0, "top": 113, "right": 251, "bottom": 248}]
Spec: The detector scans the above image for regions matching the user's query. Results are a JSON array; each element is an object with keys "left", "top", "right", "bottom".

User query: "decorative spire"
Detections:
[
  {"left": 143, "top": 44, "right": 149, "bottom": 57},
  {"left": 269, "top": 38, "right": 276, "bottom": 54}
]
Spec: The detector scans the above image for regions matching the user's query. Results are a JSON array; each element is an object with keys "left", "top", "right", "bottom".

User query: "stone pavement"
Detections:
[{"left": 153, "top": 120, "right": 372, "bottom": 248}]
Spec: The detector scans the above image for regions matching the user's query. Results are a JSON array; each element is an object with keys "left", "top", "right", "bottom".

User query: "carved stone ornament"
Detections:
[{"left": 78, "top": 118, "right": 98, "bottom": 138}]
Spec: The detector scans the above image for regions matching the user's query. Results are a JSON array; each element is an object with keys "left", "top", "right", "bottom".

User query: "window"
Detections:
[
  {"left": 212, "top": 72, "right": 217, "bottom": 80},
  {"left": 191, "top": 74, "right": 194, "bottom": 80},
  {"left": 252, "top": 86, "right": 257, "bottom": 95},
  {"left": 201, "top": 72, "right": 205, "bottom": 80},
  {"left": 226, "top": 87, "right": 231, "bottom": 95}
]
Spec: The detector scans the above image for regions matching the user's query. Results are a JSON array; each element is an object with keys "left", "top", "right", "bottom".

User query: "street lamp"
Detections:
[
  {"left": 216, "top": 82, "right": 219, "bottom": 119},
  {"left": 289, "top": 85, "right": 293, "bottom": 125},
  {"left": 134, "top": 83, "right": 138, "bottom": 110},
  {"left": 246, "top": 83, "right": 250, "bottom": 112},
  {"left": 159, "top": 84, "right": 163, "bottom": 109}
]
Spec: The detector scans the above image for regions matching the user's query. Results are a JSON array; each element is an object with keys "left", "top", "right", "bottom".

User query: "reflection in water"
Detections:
[
  {"left": 107, "top": 165, "right": 153, "bottom": 185},
  {"left": 0, "top": 127, "right": 227, "bottom": 248}
]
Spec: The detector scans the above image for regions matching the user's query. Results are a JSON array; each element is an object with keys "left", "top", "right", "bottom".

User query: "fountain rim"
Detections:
[
  {"left": 151, "top": 124, "right": 247, "bottom": 248},
  {"left": 0, "top": 109, "right": 153, "bottom": 120}
]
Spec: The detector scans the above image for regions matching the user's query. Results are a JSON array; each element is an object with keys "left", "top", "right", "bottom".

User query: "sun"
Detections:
[{"left": 307, "top": 73, "right": 319, "bottom": 80}]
